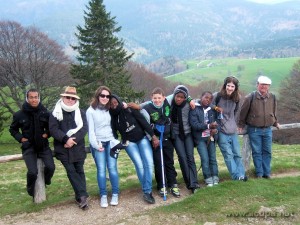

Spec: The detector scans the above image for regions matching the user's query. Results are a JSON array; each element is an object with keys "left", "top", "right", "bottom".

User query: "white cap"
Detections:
[{"left": 257, "top": 76, "right": 272, "bottom": 85}]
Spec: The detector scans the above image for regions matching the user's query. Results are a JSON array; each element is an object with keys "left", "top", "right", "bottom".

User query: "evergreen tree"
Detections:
[{"left": 71, "top": 0, "right": 143, "bottom": 107}]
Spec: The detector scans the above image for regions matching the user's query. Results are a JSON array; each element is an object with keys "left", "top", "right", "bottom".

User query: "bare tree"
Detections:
[{"left": 0, "top": 20, "right": 73, "bottom": 114}]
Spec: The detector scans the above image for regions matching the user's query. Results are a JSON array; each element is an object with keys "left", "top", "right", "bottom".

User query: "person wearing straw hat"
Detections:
[{"left": 49, "top": 86, "right": 89, "bottom": 210}]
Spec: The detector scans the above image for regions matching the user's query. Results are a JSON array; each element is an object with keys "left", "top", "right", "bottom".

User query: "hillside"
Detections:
[
  {"left": 1, "top": 0, "right": 300, "bottom": 63},
  {"left": 166, "top": 57, "right": 299, "bottom": 95}
]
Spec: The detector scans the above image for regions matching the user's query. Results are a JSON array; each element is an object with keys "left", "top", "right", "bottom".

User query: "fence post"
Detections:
[
  {"left": 33, "top": 158, "right": 46, "bottom": 203},
  {"left": 241, "top": 134, "right": 252, "bottom": 171}
]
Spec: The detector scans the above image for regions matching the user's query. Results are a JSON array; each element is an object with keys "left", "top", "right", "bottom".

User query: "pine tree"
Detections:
[{"left": 71, "top": 0, "right": 143, "bottom": 107}]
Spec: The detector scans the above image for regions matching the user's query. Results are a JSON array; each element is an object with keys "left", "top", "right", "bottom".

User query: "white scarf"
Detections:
[{"left": 52, "top": 99, "right": 83, "bottom": 137}]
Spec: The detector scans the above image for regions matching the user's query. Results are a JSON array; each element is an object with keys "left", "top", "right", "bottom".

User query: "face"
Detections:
[
  {"left": 226, "top": 82, "right": 236, "bottom": 96},
  {"left": 174, "top": 92, "right": 185, "bottom": 105},
  {"left": 151, "top": 93, "right": 165, "bottom": 107},
  {"left": 98, "top": 90, "right": 111, "bottom": 105},
  {"left": 257, "top": 83, "right": 270, "bottom": 96},
  {"left": 110, "top": 98, "right": 119, "bottom": 109},
  {"left": 27, "top": 91, "right": 40, "bottom": 108},
  {"left": 201, "top": 93, "right": 213, "bottom": 108},
  {"left": 63, "top": 96, "right": 77, "bottom": 106}
]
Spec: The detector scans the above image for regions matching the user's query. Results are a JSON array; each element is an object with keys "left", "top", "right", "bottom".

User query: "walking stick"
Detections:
[{"left": 155, "top": 124, "right": 167, "bottom": 201}]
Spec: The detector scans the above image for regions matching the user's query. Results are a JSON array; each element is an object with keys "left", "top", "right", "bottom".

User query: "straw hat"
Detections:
[{"left": 60, "top": 86, "right": 80, "bottom": 99}]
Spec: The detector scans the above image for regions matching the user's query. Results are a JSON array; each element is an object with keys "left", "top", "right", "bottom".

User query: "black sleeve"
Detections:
[{"left": 131, "top": 109, "right": 155, "bottom": 137}]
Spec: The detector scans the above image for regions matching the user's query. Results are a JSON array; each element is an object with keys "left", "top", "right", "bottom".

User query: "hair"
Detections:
[
  {"left": 90, "top": 86, "right": 111, "bottom": 110},
  {"left": 151, "top": 87, "right": 165, "bottom": 96},
  {"left": 219, "top": 76, "right": 240, "bottom": 102},
  {"left": 201, "top": 91, "right": 213, "bottom": 98},
  {"left": 26, "top": 88, "right": 39, "bottom": 98}
]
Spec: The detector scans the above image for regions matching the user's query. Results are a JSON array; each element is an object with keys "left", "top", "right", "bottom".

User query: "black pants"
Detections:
[
  {"left": 173, "top": 133, "right": 199, "bottom": 189},
  {"left": 61, "top": 160, "right": 89, "bottom": 201},
  {"left": 22, "top": 146, "right": 55, "bottom": 196},
  {"left": 153, "top": 138, "right": 177, "bottom": 189}
]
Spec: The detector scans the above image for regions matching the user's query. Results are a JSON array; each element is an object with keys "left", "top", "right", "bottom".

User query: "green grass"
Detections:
[
  {"left": 167, "top": 57, "right": 299, "bottom": 95},
  {"left": 1, "top": 141, "right": 300, "bottom": 224}
]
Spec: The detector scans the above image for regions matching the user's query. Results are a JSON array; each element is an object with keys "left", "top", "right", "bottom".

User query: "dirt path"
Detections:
[{"left": 1, "top": 171, "right": 300, "bottom": 225}]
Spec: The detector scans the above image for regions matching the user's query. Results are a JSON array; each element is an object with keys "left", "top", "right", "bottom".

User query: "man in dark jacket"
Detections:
[{"left": 9, "top": 89, "right": 55, "bottom": 197}]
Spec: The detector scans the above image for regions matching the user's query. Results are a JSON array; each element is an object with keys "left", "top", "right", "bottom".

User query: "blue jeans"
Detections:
[
  {"left": 247, "top": 126, "right": 272, "bottom": 177},
  {"left": 90, "top": 141, "right": 119, "bottom": 196},
  {"left": 125, "top": 137, "right": 154, "bottom": 194},
  {"left": 218, "top": 132, "right": 245, "bottom": 180},
  {"left": 196, "top": 137, "right": 219, "bottom": 184}
]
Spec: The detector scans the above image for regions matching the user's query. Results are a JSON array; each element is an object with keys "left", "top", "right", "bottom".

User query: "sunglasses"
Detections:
[
  {"left": 99, "top": 94, "right": 111, "bottom": 99},
  {"left": 65, "top": 96, "right": 77, "bottom": 101}
]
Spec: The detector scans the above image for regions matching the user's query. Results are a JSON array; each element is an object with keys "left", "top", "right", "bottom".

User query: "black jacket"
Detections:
[
  {"left": 110, "top": 94, "right": 155, "bottom": 142},
  {"left": 49, "top": 109, "right": 88, "bottom": 163},
  {"left": 9, "top": 102, "right": 50, "bottom": 151}
]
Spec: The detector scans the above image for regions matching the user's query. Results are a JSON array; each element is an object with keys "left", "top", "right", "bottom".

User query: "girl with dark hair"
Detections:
[{"left": 214, "top": 76, "right": 247, "bottom": 181}]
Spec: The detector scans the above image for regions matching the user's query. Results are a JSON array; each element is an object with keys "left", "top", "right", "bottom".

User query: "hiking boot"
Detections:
[
  {"left": 170, "top": 184, "right": 180, "bottom": 198},
  {"left": 110, "top": 194, "right": 118, "bottom": 206},
  {"left": 159, "top": 187, "right": 168, "bottom": 197},
  {"left": 100, "top": 195, "right": 108, "bottom": 208},
  {"left": 143, "top": 192, "right": 155, "bottom": 204}
]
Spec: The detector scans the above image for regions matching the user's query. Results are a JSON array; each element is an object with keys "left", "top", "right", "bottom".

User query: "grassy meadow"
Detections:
[
  {"left": 1, "top": 135, "right": 300, "bottom": 224},
  {"left": 166, "top": 57, "right": 299, "bottom": 95}
]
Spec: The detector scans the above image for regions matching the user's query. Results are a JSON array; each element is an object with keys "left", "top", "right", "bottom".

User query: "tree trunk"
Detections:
[{"left": 33, "top": 158, "right": 46, "bottom": 203}]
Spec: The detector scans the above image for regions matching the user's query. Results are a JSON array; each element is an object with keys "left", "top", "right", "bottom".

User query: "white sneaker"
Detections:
[
  {"left": 100, "top": 195, "right": 108, "bottom": 208},
  {"left": 110, "top": 194, "right": 118, "bottom": 206},
  {"left": 207, "top": 183, "right": 213, "bottom": 187}
]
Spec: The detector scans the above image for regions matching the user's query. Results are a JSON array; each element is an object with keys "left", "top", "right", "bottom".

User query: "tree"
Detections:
[
  {"left": 0, "top": 20, "right": 73, "bottom": 115},
  {"left": 273, "top": 59, "right": 300, "bottom": 144},
  {"left": 71, "top": 0, "right": 142, "bottom": 107}
]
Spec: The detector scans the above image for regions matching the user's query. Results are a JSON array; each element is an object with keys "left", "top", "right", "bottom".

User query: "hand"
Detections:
[
  {"left": 122, "top": 102, "right": 128, "bottom": 109},
  {"left": 64, "top": 137, "right": 77, "bottom": 148},
  {"left": 42, "top": 133, "right": 48, "bottom": 138},
  {"left": 127, "top": 102, "right": 141, "bottom": 110},
  {"left": 210, "top": 129, "right": 218, "bottom": 135},
  {"left": 21, "top": 137, "right": 28, "bottom": 143},
  {"left": 152, "top": 135, "right": 159, "bottom": 149},
  {"left": 275, "top": 123, "right": 280, "bottom": 130},
  {"left": 189, "top": 100, "right": 196, "bottom": 109},
  {"left": 214, "top": 106, "right": 223, "bottom": 113},
  {"left": 209, "top": 121, "right": 218, "bottom": 129}
]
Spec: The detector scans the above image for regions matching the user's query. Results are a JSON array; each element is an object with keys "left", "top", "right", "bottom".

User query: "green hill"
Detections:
[{"left": 166, "top": 57, "right": 300, "bottom": 95}]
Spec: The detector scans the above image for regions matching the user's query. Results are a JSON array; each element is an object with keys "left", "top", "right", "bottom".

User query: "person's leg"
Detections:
[
  {"left": 38, "top": 146, "right": 55, "bottom": 185},
  {"left": 262, "top": 127, "right": 272, "bottom": 177},
  {"left": 173, "top": 135, "right": 190, "bottom": 187},
  {"left": 184, "top": 134, "right": 199, "bottom": 188},
  {"left": 90, "top": 145, "right": 107, "bottom": 196},
  {"left": 162, "top": 139, "right": 177, "bottom": 188},
  {"left": 137, "top": 137, "right": 154, "bottom": 194},
  {"left": 197, "top": 138, "right": 213, "bottom": 185},
  {"left": 231, "top": 134, "right": 246, "bottom": 178},
  {"left": 125, "top": 141, "right": 145, "bottom": 191},
  {"left": 248, "top": 126, "right": 263, "bottom": 177},
  {"left": 207, "top": 141, "right": 219, "bottom": 184},
  {"left": 105, "top": 141, "right": 119, "bottom": 195},
  {"left": 22, "top": 147, "right": 38, "bottom": 196}
]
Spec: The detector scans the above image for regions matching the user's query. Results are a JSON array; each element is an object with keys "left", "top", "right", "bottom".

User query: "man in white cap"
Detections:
[{"left": 238, "top": 76, "right": 280, "bottom": 179}]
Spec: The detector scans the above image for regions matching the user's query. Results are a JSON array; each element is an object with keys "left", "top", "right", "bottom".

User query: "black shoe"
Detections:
[
  {"left": 143, "top": 193, "right": 155, "bottom": 204},
  {"left": 262, "top": 175, "right": 271, "bottom": 179},
  {"left": 191, "top": 186, "right": 200, "bottom": 194},
  {"left": 79, "top": 196, "right": 88, "bottom": 209}
]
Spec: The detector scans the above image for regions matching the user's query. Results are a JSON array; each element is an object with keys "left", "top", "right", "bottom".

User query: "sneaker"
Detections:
[
  {"left": 143, "top": 192, "right": 155, "bottom": 204},
  {"left": 79, "top": 196, "right": 88, "bottom": 210},
  {"left": 207, "top": 183, "right": 213, "bottom": 187},
  {"left": 238, "top": 176, "right": 248, "bottom": 182},
  {"left": 110, "top": 194, "right": 118, "bottom": 206},
  {"left": 213, "top": 182, "right": 219, "bottom": 186},
  {"left": 262, "top": 175, "right": 271, "bottom": 179},
  {"left": 170, "top": 184, "right": 180, "bottom": 198},
  {"left": 100, "top": 195, "right": 108, "bottom": 208},
  {"left": 159, "top": 187, "right": 168, "bottom": 197}
]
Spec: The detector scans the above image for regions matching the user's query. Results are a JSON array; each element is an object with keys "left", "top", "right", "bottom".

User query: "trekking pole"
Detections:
[{"left": 155, "top": 124, "right": 167, "bottom": 201}]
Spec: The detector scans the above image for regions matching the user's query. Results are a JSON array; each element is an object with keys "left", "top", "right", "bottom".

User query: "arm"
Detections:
[
  {"left": 131, "top": 109, "right": 155, "bottom": 137},
  {"left": 72, "top": 110, "right": 88, "bottom": 142},
  {"left": 86, "top": 108, "right": 101, "bottom": 149},
  {"left": 49, "top": 114, "right": 69, "bottom": 144},
  {"left": 189, "top": 108, "right": 210, "bottom": 131},
  {"left": 9, "top": 113, "right": 24, "bottom": 143}
]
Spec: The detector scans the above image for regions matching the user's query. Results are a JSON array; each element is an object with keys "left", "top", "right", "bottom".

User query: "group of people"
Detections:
[{"left": 9, "top": 75, "right": 279, "bottom": 210}]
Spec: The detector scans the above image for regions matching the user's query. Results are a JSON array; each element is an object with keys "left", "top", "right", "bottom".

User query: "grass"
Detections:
[
  {"left": 166, "top": 57, "right": 299, "bottom": 95},
  {"left": 1, "top": 140, "right": 300, "bottom": 224}
]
